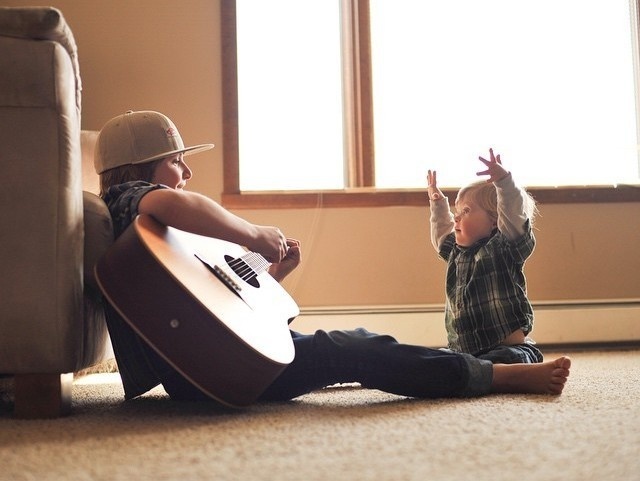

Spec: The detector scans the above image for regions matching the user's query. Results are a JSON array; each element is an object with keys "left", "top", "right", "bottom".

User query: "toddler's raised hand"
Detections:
[
  {"left": 477, "top": 148, "right": 509, "bottom": 183},
  {"left": 427, "top": 170, "right": 444, "bottom": 201}
]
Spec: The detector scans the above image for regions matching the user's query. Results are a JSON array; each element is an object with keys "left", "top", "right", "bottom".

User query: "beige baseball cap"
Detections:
[{"left": 94, "top": 110, "right": 214, "bottom": 174}]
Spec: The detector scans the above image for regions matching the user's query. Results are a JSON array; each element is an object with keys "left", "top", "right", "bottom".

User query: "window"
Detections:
[
  {"left": 370, "top": 0, "right": 638, "bottom": 189},
  {"left": 221, "top": 0, "right": 640, "bottom": 207},
  {"left": 235, "top": 1, "right": 345, "bottom": 190}
]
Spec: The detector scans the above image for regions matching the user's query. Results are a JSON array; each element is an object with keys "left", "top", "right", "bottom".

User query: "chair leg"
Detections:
[{"left": 14, "top": 373, "right": 73, "bottom": 419}]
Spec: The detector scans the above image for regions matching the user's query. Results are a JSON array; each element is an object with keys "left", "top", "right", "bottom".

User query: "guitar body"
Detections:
[{"left": 95, "top": 214, "right": 297, "bottom": 407}]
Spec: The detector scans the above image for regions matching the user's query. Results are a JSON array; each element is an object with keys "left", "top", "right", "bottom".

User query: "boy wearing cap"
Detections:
[{"left": 96, "top": 110, "right": 571, "bottom": 404}]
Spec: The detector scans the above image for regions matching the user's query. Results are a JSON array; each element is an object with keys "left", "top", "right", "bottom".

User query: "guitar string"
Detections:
[
  {"left": 228, "top": 257, "right": 257, "bottom": 281},
  {"left": 284, "top": 191, "right": 324, "bottom": 296},
  {"left": 228, "top": 253, "right": 269, "bottom": 281}
]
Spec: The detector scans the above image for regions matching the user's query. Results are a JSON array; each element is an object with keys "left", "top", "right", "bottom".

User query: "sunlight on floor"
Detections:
[{"left": 74, "top": 372, "right": 121, "bottom": 386}]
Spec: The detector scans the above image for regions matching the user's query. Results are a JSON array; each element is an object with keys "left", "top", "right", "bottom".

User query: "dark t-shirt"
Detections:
[{"left": 102, "top": 181, "right": 175, "bottom": 399}]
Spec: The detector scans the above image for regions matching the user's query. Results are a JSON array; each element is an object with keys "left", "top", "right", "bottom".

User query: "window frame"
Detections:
[{"left": 220, "top": 0, "right": 640, "bottom": 209}]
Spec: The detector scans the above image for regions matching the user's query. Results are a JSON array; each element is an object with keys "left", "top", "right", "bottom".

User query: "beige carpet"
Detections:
[{"left": 1, "top": 349, "right": 638, "bottom": 481}]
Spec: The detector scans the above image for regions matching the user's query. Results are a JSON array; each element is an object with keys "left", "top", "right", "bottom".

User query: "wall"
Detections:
[{"left": 4, "top": 0, "right": 639, "bottom": 341}]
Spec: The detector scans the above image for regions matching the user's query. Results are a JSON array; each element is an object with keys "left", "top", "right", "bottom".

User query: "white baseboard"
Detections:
[{"left": 289, "top": 300, "right": 640, "bottom": 348}]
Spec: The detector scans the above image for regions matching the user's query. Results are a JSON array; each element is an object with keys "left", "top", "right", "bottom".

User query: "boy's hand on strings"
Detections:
[
  {"left": 427, "top": 170, "right": 444, "bottom": 201},
  {"left": 269, "top": 239, "right": 302, "bottom": 282},
  {"left": 477, "top": 148, "right": 509, "bottom": 183},
  {"left": 250, "top": 225, "right": 290, "bottom": 263}
]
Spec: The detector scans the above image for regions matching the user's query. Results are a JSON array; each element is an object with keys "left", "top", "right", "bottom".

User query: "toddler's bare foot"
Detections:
[{"left": 491, "top": 356, "right": 571, "bottom": 395}]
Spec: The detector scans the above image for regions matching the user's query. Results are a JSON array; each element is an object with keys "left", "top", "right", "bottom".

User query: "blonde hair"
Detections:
[
  {"left": 456, "top": 180, "right": 538, "bottom": 225},
  {"left": 98, "top": 160, "right": 160, "bottom": 198}
]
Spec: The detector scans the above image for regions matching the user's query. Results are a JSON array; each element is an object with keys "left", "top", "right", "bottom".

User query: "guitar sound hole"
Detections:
[{"left": 225, "top": 255, "right": 260, "bottom": 289}]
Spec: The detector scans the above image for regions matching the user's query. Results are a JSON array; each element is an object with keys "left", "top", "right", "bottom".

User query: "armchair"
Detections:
[{"left": 0, "top": 7, "right": 113, "bottom": 418}]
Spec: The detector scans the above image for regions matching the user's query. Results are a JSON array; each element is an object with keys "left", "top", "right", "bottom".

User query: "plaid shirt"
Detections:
[
  {"left": 430, "top": 175, "right": 535, "bottom": 355},
  {"left": 102, "top": 181, "right": 174, "bottom": 400}
]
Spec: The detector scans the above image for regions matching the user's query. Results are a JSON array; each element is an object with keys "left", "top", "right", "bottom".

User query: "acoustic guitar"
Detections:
[{"left": 95, "top": 214, "right": 297, "bottom": 407}]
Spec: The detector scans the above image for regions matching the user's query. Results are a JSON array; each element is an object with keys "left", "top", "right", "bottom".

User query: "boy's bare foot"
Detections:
[{"left": 491, "top": 356, "right": 571, "bottom": 395}]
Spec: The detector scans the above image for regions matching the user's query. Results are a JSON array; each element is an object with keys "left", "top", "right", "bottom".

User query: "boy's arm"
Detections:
[{"left": 138, "top": 188, "right": 289, "bottom": 263}]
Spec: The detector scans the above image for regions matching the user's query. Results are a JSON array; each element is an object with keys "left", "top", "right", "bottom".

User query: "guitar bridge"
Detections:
[
  {"left": 195, "top": 254, "right": 242, "bottom": 297},
  {"left": 212, "top": 264, "right": 242, "bottom": 293}
]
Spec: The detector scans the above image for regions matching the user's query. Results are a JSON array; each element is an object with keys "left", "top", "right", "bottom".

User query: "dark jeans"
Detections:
[
  {"left": 476, "top": 343, "right": 543, "bottom": 364},
  {"left": 162, "top": 328, "right": 493, "bottom": 402}
]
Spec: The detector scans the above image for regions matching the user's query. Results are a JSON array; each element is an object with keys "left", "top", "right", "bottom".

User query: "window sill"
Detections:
[{"left": 221, "top": 185, "right": 640, "bottom": 209}]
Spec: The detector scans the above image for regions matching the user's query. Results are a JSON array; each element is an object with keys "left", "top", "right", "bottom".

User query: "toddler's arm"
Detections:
[
  {"left": 477, "top": 149, "right": 531, "bottom": 240},
  {"left": 495, "top": 174, "right": 531, "bottom": 240},
  {"left": 427, "top": 170, "right": 454, "bottom": 251}
]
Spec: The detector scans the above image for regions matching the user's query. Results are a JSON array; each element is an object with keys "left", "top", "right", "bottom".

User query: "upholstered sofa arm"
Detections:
[
  {"left": 0, "top": 7, "right": 112, "bottom": 417},
  {"left": 0, "top": 6, "right": 81, "bottom": 110}
]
